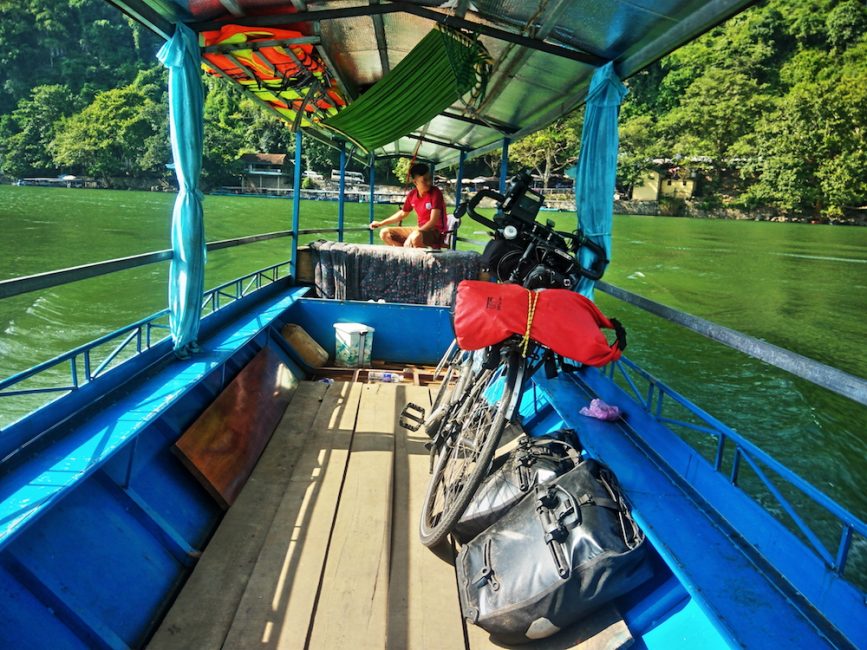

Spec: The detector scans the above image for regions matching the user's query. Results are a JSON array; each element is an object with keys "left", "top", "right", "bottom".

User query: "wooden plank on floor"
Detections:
[
  {"left": 174, "top": 347, "right": 298, "bottom": 508},
  {"left": 307, "top": 383, "right": 399, "bottom": 650},
  {"left": 388, "top": 384, "right": 467, "bottom": 650},
  {"left": 148, "top": 380, "right": 329, "bottom": 650},
  {"left": 222, "top": 381, "right": 362, "bottom": 650}
]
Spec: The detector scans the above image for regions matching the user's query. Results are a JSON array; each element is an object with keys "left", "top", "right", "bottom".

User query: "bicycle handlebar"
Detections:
[{"left": 457, "top": 191, "right": 609, "bottom": 281}]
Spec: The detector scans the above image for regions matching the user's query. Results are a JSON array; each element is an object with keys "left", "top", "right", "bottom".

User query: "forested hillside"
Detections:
[{"left": 0, "top": 0, "right": 865, "bottom": 218}]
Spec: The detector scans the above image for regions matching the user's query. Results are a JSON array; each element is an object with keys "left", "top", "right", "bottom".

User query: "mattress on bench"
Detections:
[{"left": 309, "top": 241, "right": 481, "bottom": 306}]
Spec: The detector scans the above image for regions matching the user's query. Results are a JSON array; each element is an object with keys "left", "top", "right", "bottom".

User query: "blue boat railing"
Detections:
[
  {"left": 605, "top": 356, "right": 867, "bottom": 583},
  {"left": 0, "top": 261, "right": 291, "bottom": 422},
  {"left": 0, "top": 227, "right": 370, "bottom": 300}
]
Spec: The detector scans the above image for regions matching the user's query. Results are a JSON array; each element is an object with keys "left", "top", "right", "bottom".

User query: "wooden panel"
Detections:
[
  {"left": 174, "top": 347, "right": 298, "bottom": 508},
  {"left": 388, "top": 385, "right": 467, "bottom": 650},
  {"left": 307, "top": 383, "right": 398, "bottom": 650},
  {"left": 223, "top": 382, "right": 362, "bottom": 649},
  {"left": 149, "top": 381, "right": 329, "bottom": 650}
]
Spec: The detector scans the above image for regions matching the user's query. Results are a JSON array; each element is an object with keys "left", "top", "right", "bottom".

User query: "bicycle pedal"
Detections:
[{"left": 400, "top": 402, "right": 426, "bottom": 432}]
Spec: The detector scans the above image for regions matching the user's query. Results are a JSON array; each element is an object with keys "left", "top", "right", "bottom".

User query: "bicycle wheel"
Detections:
[
  {"left": 425, "top": 350, "right": 477, "bottom": 439},
  {"left": 418, "top": 348, "right": 521, "bottom": 548},
  {"left": 425, "top": 340, "right": 464, "bottom": 438}
]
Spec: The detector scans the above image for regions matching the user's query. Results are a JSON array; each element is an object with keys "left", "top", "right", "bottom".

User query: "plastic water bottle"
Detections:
[{"left": 369, "top": 370, "right": 402, "bottom": 383}]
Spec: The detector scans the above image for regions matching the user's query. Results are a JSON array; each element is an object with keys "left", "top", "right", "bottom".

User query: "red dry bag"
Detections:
[{"left": 453, "top": 281, "right": 625, "bottom": 367}]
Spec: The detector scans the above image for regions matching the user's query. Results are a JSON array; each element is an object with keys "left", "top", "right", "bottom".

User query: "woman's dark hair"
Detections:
[{"left": 409, "top": 163, "right": 430, "bottom": 178}]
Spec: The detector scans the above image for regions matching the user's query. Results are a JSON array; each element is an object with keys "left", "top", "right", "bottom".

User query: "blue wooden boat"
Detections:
[{"left": 1, "top": 1, "right": 865, "bottom": 648}]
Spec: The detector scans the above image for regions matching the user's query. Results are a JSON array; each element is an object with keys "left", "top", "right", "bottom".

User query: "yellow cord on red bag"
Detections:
[{"left": 521, "top": 290, "right": 539, "bottom": 357}]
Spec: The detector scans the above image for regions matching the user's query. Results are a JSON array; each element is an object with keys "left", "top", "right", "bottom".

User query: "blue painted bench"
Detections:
[
  {"left": 0, "top": 285, "right": 308, "bottom": 551},
  {"left": 533, "top": 368, "right": 863, "bottom": 649}
]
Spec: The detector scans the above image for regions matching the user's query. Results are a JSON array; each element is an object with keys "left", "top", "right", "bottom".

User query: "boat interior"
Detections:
[
  {"left": 1, "top": 0, "right": 866, "bottom": 647},
  {"left": 1, "top": 249, "right": 863, "bottom": 648}
]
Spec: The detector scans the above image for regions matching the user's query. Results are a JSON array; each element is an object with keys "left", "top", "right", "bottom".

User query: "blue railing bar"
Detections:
[
  {"left": 70, "top": 358, "right": 78, "bottom": 389},
  {"left": 0, "top": 261, "right": 288, "bottom": 392},
  {"left": 0, "top": 386, "right": 76, "bottom": 398},
  {"left": 597, "top": 281, "right": 867, "bottom": 407},
  {"left": 739, "top": 450, "right": 836, "bottom": 568},
  {"left": 243, "top": 276, "right": 258, "bottom": 296},
  {"left": 617, "top": 357, "right": 867, "bottom": 536},
  {"left": 0, "top": 250, "right": 173, "bottom": 300},
  {"left": 655, "top": 388, "right": 664, "bottom": 418},
  {"left": 730, "top": 447, "right": 741, "bottom": 484},
  {"left": 83, "top": 350, "right": 92, "bottom": 382},
  {"left": 835, "top": 526, "right": 853, "bottom": 574},
  {"left": 205, "top": 230, "right": 293, "bottom": 251},
  {"left": 298, "top": 227, "right": 369, "bottom": 235},
  {"left": 91, "top": 329, "right": 140, "bottom": 379},
  {"left": 714, "top": 433, "right": 726, "bottom": 471},
  {"left": 614, "top": 360, "right": 648, "bottom": 407},
  {"left": 657, "top": 416, "right": 724, "bottom": 438},
  {"left": 0, "top": 231, "right": 297, "bottom": 301},
  {"left": 455, "top": 236, "right": 488, "bottom": 247}
]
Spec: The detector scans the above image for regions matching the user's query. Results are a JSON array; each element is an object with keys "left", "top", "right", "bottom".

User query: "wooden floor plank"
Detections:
[
  {"left": 388, "top": 384, "right": 468, "bottom": 650},
  {"left": 148, "top": 380, "right": 329, "bottom": 650},
  {"left": 222, "top": 381, "right": 362, "bottom": 650},
  {"left": 307, "top": 383, "right": 399, "bottom": 650}
]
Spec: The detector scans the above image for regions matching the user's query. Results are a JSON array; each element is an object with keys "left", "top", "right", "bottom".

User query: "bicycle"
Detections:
[{"left": 407, "top": 171, "right": 623, "bottom": 548}]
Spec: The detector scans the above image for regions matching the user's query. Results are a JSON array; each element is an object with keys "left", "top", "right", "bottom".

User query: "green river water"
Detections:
[{"left": 1, "top": 185, "right": 866, "bottom": 585}]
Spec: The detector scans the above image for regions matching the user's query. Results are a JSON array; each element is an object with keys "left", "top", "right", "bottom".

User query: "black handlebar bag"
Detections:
[
  {"left": 456, "top": 459, "right": 652, "bottom": 644},
  {"left": 453, "top": 434, "right": 580, "bottom": 544}
]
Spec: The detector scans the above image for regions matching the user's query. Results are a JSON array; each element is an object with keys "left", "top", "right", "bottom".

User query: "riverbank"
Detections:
[{"left": 2, "top": 179, "right": 865, "bottom": 225}]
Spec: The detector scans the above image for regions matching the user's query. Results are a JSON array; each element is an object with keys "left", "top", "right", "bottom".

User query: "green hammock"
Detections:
[{"left": 322, "top": 27, "right": 491, "bottom": 151}]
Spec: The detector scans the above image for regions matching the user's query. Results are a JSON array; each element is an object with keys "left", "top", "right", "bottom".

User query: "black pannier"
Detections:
[
  {"left": 453, "top": 433, "right": 580, "bottom": 544},
  {"left": 456, "top": 459, "right": 652, "bottom": 644},
  {"left": 479, "top": 238, "right": 523, "bottom": 282}
]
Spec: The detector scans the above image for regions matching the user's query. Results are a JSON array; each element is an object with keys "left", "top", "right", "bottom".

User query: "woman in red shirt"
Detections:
[{"left": 370, "top": 163, "right": 447, "bottom": 248}]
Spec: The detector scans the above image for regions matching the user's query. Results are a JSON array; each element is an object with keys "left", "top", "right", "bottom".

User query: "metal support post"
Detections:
[
  {"left": 499, "top": 137, "right": 510, "bottom": 195},
  {"left": 368, "top": 154, "right": 376, "bottom": 244},
  {"left": 291, "top": 130, "right": 302, "bottom": 280},
  {"left": 337, "top": 142, "right": 347, "bottom": 242},
  {"left": 454, "top": 150, "right": 467, "bottom": 250}
]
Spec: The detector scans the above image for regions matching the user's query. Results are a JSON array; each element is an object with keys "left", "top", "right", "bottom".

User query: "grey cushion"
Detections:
[{"left": 309, "top": 241, "right": 481, "bottom": 306}]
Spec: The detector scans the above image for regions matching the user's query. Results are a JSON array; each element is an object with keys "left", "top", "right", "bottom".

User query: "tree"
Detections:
[
  {"left": 392, "top": 157, "right": 412, "bottom": 184},
  {"left": 616, "top": 114, "right": 660, "bottom": 196},
  {"left": 510, "top": 110, "right": 582, "bottom": 187},
  {"left": 826, "top": 0, "right": 867, "bottom": 51},
  {"left": 0, "top": 84, "right": 74, "bottom": 177},
  {"left": 51, "top": 71, "right": 167, "bottom": 181}
]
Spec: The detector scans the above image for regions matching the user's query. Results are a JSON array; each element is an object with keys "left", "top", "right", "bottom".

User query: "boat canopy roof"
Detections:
[{"left": 112, "top": 0, "right": 757, "bottom": 166}]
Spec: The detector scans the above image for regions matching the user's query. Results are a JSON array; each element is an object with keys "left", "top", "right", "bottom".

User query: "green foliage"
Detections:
[
  {"left": 1, "top": 0, "right": 865, "bottom": 219},
  {"left": 826, "top": 0, "right": 867, "bottom": 51},
  {"left": 612, "top": 0, "right": 867, "bottom": 216},
  {"left": 0, "top": 84, "right": 75, "bottom": 176},
  {"left": 392, "top": 157, "right": 412, "bottom": 183},
  {"left": 510, "top": 111, "right": 582, "bottom": 187},
  {"left": 51, "top": 70, "right": 168, "bottom": 179}
]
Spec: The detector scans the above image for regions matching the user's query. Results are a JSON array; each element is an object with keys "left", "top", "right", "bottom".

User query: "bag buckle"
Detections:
[
  {"left": 399, "top": 402, "right": 426, "bottom": 431},
  {"left": 471, "top": 539, "right": 500, "bottom": 591}
]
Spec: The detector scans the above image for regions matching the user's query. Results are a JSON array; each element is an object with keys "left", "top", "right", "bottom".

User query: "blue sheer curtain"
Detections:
[
  {"left": 158, "top": 24, "right": 205, "bottom": 358},
  {"left": 574, "top": 62, "right": 628, "bottom": 299}
]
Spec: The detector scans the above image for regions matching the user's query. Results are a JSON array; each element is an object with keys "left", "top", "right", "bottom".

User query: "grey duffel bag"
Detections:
[
  {"left": 453, "top": 433, "right": 580, "bottom": 544},
  {"left": 456, "top": 459, "right": 652, "bottom": 644}
]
